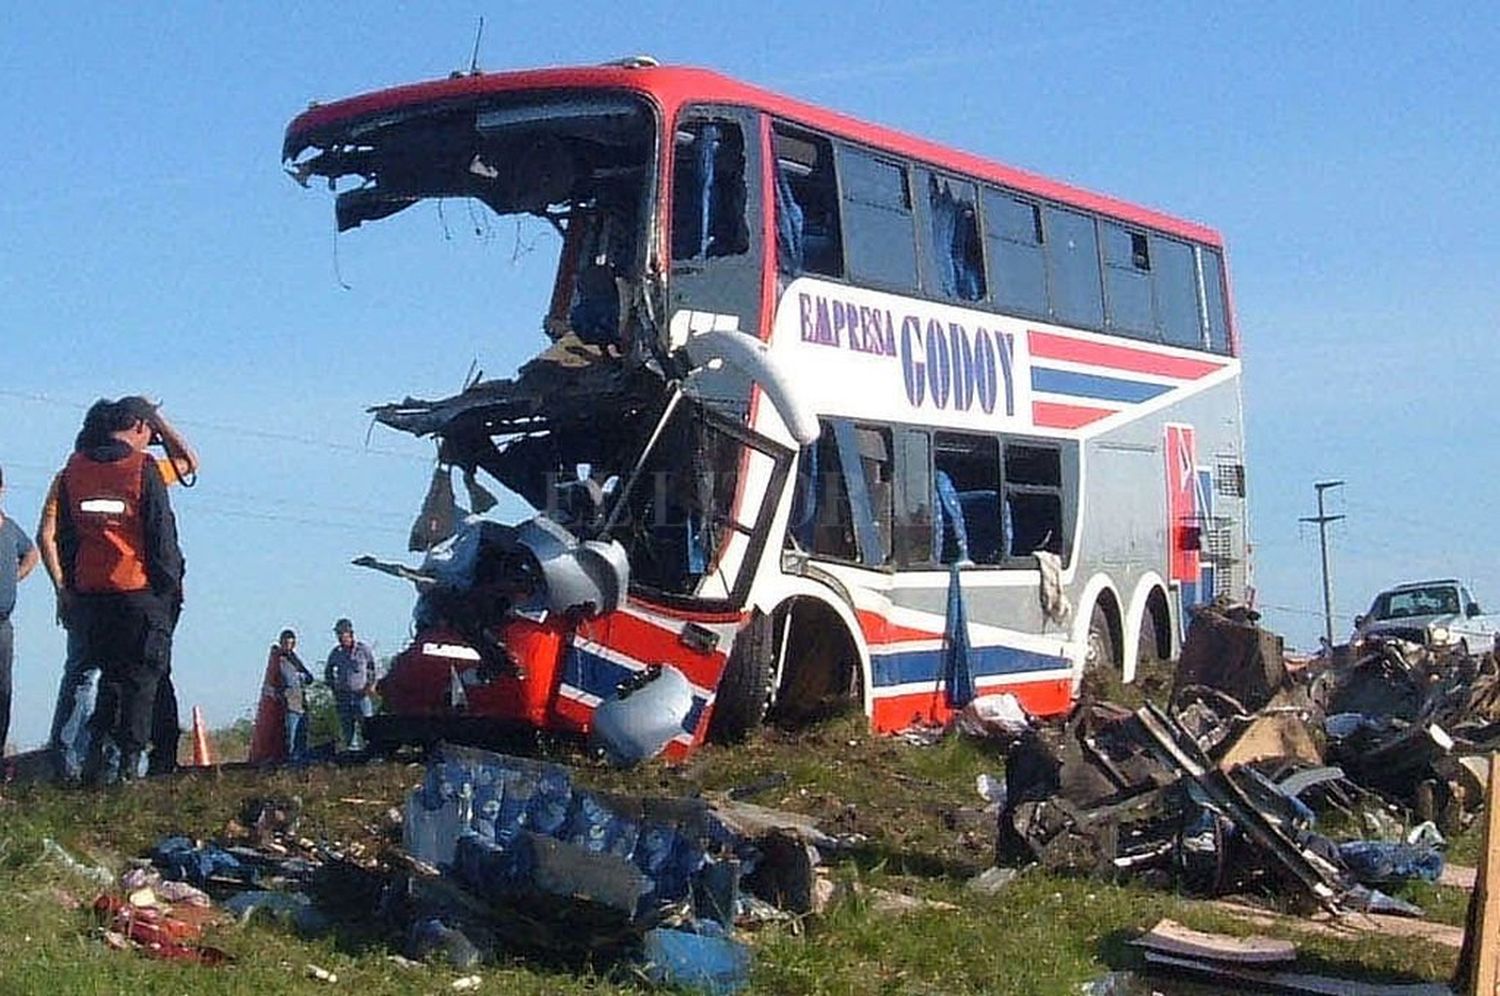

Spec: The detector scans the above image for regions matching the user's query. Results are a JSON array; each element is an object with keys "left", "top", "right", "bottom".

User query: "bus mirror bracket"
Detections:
[{"left": 682, "top": 328, "right": 820, "bottom": 446}]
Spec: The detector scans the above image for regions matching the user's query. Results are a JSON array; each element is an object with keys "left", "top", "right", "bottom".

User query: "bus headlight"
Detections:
[{"left": 1429, "top": 625, "right": 1451, "bottom": 646}]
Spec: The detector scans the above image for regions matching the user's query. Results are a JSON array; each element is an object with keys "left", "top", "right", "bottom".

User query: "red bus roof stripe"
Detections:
[
  {"left": 1032, "top": 400, "right": 1116, "bottom": 429},
  {"left": 1027, "top": 330, "right": 1226, "bottom": 380},
  {"left": 284, "top": 65, "right": 1222, "bottom": 247}
]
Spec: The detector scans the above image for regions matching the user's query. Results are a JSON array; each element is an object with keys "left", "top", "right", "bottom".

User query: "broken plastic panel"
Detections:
[{"left": 591, "top": 665, "right": 695, "bottom": 766}]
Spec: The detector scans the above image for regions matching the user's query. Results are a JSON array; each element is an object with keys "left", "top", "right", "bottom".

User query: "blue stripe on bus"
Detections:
[
  {"left": 1031, "top": 367, "right": 1173, "bottom": 403},
  {"left": 562, "top": 646, "right": 707, "bottom": 734},
  {"left": 870, "top": 644, "right": 1067, "bottom": 688}
]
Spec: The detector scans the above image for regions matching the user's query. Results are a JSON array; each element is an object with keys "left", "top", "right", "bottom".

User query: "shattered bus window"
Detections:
[
  {"left": 285, "top": 91, "right": 656, "bottom": 352},
  {"left": 609, "top": 399, "right": 783, "bottom": 605}
]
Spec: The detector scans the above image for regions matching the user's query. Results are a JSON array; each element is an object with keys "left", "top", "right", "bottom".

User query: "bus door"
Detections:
[{"left": 667, "top": 106, "right": 766, "bottom": 347}]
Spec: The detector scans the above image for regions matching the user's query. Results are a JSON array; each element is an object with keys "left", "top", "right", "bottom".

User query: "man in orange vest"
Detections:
[
  {"left": 56, "top": 398, "right": 186, "bottom": 785},
  {"left": 38, "top": 399, "right": 197, "bottom": 781}
]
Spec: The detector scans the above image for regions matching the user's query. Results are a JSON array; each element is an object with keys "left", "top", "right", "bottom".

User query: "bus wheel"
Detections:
[
  {"left": 708, "top": 613, "right": 775, "bottom": 744},
  {"left": 1086, "top": 603, "right": 1117, "bottom": 673}
]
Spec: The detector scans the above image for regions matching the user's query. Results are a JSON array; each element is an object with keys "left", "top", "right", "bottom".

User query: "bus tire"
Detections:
[
  {"left": 1086, "top": 602, "right": 1117, "bottom": 673},
  {"left": 708, "top": 613, "right": 775, "bottom": 744}
]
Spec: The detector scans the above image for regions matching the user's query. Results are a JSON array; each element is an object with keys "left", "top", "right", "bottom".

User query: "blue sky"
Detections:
[{"left": 2, "top": 3, "right": 1496, "bottom": 749}]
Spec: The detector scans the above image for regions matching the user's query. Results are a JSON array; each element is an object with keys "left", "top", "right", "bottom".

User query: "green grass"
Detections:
[{"left": 0, "top": 716, "right": 1468, "bottom": 995}]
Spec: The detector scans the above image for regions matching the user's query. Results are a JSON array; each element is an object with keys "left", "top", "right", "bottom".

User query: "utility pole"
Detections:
[{"left": 1300, "top": 480, "right": 1345, "bottom": 651}]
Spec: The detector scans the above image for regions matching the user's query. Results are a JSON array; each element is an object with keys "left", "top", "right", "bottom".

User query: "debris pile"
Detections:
[
  {"left": 994, "top": 601, "right": 1500, "bottom": 916},
  {"left": 50, "top": 746, "right": 859, "bottom": 992},
  {"left": 396, "top": 744, "right": 846, "bottom": 986}
]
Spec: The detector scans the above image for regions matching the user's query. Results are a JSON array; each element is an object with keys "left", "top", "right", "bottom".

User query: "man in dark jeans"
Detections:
[
  {"left": 0, "top": 465, "right": 41, "bottom": 757},
  {"left": 57, "top": 400, "right": 186, "bottom": 784}
]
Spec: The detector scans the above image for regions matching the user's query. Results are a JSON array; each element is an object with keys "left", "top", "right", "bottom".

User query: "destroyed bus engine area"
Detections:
[{"left": 285, "top": 61, "right": 1253, "bottom": 759}]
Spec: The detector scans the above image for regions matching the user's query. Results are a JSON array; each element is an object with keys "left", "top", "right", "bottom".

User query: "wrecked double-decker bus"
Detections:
[{"left": 283, "top": 59, "right": 1250, "bottom": 756}]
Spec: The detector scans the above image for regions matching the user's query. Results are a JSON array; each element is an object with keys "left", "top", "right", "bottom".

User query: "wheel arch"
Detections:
[
  {"left": 1072, "top": 573, "right": 1124, "bottom": 680},
  {"left": 750, "top": 576, "right": 872, "bottom": 717},
  {"left": 1122, "top": 572, "right": 1173, "bottom": 683}
]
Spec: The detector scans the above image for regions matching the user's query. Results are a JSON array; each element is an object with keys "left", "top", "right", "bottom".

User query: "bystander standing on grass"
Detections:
[{"left": 0, "top": 464, "right": 41, "bottom": 760}]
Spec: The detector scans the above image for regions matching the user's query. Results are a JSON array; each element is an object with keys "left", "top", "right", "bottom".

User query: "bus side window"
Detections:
[
  {"left": 893, "top": 429, "right": 934, "bottom": 567},
  {"left": 1043, "top": 206, "right": 1104, "bottom": 330},
  {"left": 1152, "top": 235, "right": 1201, "bottom": 349},
  {"left": 919, "top": 172, "right": 986, "bottom": 303},
  {"left": 1200, "top": 248, "right": 1232, "bottom": 354},
  {"left": 984, "top": 190, "right": 1048, "bottom": 319},
  {"left": 932, "top": 432, "right": 1001, "bottom": 566},
  {"left": 773, "top": 126, "right": 842, "bottom": 278},
  {"left": 790, "top": 419, "right": 892, "bottom": 567},
  {"left": 837, "top": 145, "right": 918, "bottom": 292},
  {"left": 1003, "top": 442, "right": 1066, "bottom": 562},
  {"left": 672, "top": 121, "right": 749, "bottom": 261},
  {"left": 1102, "top": 222, "right": 1154, "bottom": 338}
]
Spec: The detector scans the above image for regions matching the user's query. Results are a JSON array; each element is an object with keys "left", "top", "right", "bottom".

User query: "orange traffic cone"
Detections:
[{"left": 191, "top": 706, "right": 216, "bottom": 767}]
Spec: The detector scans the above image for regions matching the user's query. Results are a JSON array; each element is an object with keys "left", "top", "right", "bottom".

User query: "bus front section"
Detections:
[{"left": 283, "top": 74, "right": 800, "bottom": 756}]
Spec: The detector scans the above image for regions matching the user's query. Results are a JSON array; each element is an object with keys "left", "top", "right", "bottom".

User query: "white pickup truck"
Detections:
[{"left": 1353, "top": 579, "right": 1499, "bottom": 655}]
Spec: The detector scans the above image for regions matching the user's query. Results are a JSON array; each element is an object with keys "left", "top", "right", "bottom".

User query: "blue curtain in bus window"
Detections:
[
  {"left": 928, "top": 179, "right": 960, "bottom": 298},
  {"left": 569, "top": 262, "right": 622, "bottom": 346},
  {"left": 775, "top": 159, "right": 805, "bottom": 275},
  {"left": 926, "top": 176, "right": 985, "bottom": 303},
  {"left": 694, "top": 123, "right": 720, "bottom": 259},
  {"left": 933, "top": 470, "right": 970, "bottom": 565},
  {"left": 833, "top": 421, "right": 884, "bottom": 567},
  {"left": 1043, "top": 206, "right": 1104, "bottom": 329},
  {"left": 672, "top": 122, "right": 749, "bottom": 262}
]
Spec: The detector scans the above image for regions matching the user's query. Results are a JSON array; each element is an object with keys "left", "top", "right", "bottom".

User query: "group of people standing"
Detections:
[
  {"left": 250, "top": 617, "right": 379, "bottom": 765},
  {"left": 0, "top": 397, "right": 387, "bottom": 782}
]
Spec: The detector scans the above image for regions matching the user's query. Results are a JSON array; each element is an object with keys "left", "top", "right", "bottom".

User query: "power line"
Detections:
[{"left": 0, "top": 387, "right": 435, "bottom": 463}]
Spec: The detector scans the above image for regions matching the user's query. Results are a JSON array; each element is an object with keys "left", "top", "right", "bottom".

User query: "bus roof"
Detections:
[{"left": 284, "top": 63, "right": 1223, "bottom": 248}]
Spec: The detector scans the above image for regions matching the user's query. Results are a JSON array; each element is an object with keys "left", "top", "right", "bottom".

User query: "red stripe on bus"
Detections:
[
  {"left": 1027, "top": 330, "right": 1225, "bottom": 380},
  {"left": 1032, "top": 401, "right": 1116, "bottom": 429},
  {"left": 868, "top": 676, "right": 1074, "bottom": 733},
  {"left": 856, "top": 609, "right": 941, "bottom": 646},
  {"left": 582, "top": 612, "right": 728, "bottom": 691}
]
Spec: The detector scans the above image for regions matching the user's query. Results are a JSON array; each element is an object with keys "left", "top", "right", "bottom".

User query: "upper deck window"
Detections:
[
  {"left": 919, "top": 172, "right": 985, "bottom": 303},
  {"left": 1152, "top": 236, "right": 1202, "bottom": 349},
  {"left": 837, "top": 145, "right": 918, "bottom": 292},
  {"left": 1201, "top": 248, "right": 1232, "bottom": 354},
  {"left": 671, "top": 121, "right": 749, "bottom": 261},
  {"left": 774, "top": 126, "right": 843, "bottom": 278},
  {"left": 984, "top": 190, "right": 1048, "bottom": 320},
  {"left": 1043, "top": 206, "right": 1104, "bottom": 330},
  {"left": 1102, "top": 222, "right": 1154, "bottom": 337}
]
